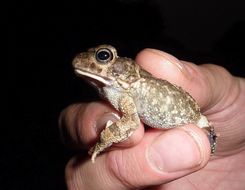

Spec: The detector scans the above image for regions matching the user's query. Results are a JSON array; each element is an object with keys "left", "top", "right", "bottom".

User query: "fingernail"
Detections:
[
  {"left": 147, "top": 129, "right": 202, "bottom": 173},
  {"left": 95, "top": 112, "right": 120, "bottom": 133},
  {"left": 146, "top": 49, "right": 190, "bottom": 78}
]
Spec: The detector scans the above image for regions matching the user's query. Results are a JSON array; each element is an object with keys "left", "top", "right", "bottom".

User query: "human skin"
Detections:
[{"left": 59, "top": 48, "right": 245, "bottom": 190}]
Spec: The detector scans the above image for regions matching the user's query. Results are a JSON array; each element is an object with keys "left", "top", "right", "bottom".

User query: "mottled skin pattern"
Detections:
[{"left": 72, "top": 45, "right": 216, "bottom": 162}]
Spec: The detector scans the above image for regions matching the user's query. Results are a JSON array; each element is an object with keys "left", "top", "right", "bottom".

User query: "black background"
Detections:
[{"left": 7, "top": 0, "right": 245, "bottom": 189}]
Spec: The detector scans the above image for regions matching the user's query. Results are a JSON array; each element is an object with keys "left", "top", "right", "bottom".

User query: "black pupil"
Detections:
[{"left": 96, "top": 49, "right": 111, "bottom": 62}]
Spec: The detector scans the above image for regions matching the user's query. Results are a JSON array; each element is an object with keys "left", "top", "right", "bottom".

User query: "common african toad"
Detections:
[{"left": 72, "top": 45, "right": 217, "bottom": 162}]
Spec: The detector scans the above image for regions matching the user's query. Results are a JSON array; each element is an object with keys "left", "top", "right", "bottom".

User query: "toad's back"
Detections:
[{"left": 129, "top": 77, "right": 201, "bottom": 128}]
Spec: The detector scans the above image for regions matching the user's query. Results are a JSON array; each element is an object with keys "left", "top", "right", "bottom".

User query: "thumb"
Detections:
[{"left": 65, "top": 125, "right": 210, "bottom": 190}]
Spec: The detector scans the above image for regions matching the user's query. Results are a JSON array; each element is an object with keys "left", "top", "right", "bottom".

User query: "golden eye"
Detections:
[{"left": 95, "top": 48, "right": 113, "bottom": 63}]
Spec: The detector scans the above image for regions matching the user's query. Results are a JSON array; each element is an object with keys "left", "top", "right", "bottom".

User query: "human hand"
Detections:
[{"left": 59, "top": 48, "right": 245, "bottom": 190}]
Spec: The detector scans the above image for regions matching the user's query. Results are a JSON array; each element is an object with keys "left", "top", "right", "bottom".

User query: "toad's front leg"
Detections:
[{"left": 89, "top": 95, "right": 140, "bottom": 163}]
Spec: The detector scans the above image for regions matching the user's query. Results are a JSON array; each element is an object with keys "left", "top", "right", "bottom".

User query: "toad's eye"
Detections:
[{"left": 95, "top": 48, "right": 113, "bottom": 63}]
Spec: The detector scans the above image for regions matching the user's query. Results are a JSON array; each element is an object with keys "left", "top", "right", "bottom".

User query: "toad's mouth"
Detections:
[{"left": 75, "top": 69, "right": 113, "bottom": 86}]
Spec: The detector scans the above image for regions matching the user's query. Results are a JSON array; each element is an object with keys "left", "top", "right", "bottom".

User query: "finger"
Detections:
[
  {"left": 65, "top": 125, "right": 211, "bottom": 190},
  {"left": 59, "top": 102, "right": 144, "bottom": 149},
  {"left": 135, "top": 49, "right": 235, "bottom": 111}
]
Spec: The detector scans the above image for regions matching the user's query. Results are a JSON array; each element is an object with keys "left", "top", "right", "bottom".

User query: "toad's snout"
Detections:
[{"left": 72, "top": 52, "right": 90, "bottom": 69}]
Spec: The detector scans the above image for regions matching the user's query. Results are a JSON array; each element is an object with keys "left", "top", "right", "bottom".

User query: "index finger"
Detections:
[{"left": 136, "top": 48, "right": 232, "bottom": 111}]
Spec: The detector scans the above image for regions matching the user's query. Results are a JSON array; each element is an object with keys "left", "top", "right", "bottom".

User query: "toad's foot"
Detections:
[
  {"left": 207, "top": 126, "right": 218, "bottom": 154},
  {"left": 202, "top": 125, "right": 218, "bottom": 154},
  {"left": 89, "top": 121, "right": 135, "bottom": 163}
]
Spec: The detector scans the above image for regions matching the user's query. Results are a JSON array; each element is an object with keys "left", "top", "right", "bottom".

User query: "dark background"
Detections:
[{"left": 7, "top": 0, "right": 245, "bottom": 189}]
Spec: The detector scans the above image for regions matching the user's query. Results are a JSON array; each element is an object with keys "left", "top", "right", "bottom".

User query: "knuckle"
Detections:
[
  {"left": 59, "top": 104, "right": 87, "bottom": 148},
  {"left": 65, "top": 157, "right": 86, "bottom": 190},
  {"left": 106, "top": 151, "right": 138, "bottom": 189}
]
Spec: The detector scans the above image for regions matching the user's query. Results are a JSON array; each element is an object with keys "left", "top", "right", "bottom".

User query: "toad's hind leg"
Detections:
[{"left": 89, "top": 95, "right": 140, "bottom": 163}]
